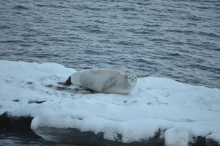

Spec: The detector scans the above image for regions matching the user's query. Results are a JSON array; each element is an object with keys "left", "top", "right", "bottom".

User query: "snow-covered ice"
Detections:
[{"left": 0, "top": 60, "right": 220, "bottom": 145}]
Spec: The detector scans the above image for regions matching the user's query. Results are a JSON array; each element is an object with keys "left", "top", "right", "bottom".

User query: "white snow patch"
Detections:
[
  {"left": 164, "top": 128, "right": 189, "bottom": 146},
  {"left": 0, "top": 60, "right": 220, "bottom": 143}
]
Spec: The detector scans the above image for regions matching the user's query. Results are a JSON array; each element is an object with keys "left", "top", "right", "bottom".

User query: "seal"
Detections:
[{"left": 58, "top": 69, "right": 137, "bottom": 94}]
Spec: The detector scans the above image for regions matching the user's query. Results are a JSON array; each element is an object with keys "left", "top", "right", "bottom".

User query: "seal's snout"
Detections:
[{"left": 131, "top": 78, "right": 135, "bottom": 82}]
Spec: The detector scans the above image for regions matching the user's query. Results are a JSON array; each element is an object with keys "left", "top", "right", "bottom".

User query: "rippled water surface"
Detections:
[{"left": 0, "top": 1, "right": 220, "bottom": 87}]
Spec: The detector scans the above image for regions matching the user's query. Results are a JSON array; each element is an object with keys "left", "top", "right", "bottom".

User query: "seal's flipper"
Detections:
[
  {"left": 46, "top": 84, "right": 95, "bottom": 94},
  {"left": 102, "top": 77, "right": 116, "bottom": 92},
  {"left": 58, "top": 76, "right": 72, "bottom": 86}
]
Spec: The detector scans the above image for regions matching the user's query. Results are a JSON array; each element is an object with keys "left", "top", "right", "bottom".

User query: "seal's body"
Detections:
[{"left": 59, "top": 69, "right": 137, "bottom": 94}]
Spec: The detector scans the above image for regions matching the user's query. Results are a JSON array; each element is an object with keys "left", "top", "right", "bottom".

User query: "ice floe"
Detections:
[{"left": 0, "top": 60, "right": 220, "bottom": 145}]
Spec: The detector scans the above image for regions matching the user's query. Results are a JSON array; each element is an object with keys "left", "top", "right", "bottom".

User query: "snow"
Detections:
[
  {"left": 0, "top": 60, "right": 220, "bottom": 145},
  {"left": 164, "top": 128, "right": 189, "bottom": 146},
  {"left": 206, "top": 133, "right": 220, "bottom": 143}
]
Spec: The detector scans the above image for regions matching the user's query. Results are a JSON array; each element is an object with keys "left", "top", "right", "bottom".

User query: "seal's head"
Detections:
[{"left": 126, "top": 74, "right": 137, "bottom": 87}]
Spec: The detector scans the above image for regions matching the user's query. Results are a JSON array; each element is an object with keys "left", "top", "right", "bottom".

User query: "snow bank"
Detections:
[{"left": 0, "top": 60, "right": 220, "bottom": 145}]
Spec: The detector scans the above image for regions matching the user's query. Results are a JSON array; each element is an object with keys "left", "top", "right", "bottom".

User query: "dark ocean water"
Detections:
[
  {"left": 0, "top": 0, "right": 220, "bottom": 145},
  {"left": 0, "top": 0, "right": 220, "bottom": 89}
]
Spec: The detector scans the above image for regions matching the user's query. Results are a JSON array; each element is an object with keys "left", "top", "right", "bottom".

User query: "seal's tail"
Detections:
[{"left": 58, "top": 76, "right": 72, "bottom": 86}]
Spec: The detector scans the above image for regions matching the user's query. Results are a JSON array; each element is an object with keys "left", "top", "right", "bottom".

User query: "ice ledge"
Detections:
[{"left": 0, "top": 113, "right": 219, "bottom": 146}]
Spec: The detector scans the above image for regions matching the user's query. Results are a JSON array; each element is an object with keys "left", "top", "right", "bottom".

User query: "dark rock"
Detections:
[
  {"left": 28, "top": 100, "right": 46, "bottom": 104},
  {"left": 206, "top": 138, "right": 220, "bottom": 146},
  {"left": 27, "top": 82, "right": 33, "bottom": 85},
  {"left": 189, "top": 136, "right": 220, "bottom": 146},
  {"left": 189, "top": 136, "right": 206, "bottom": 146},
  {"left": 0, "top": 113, "right": 10, "bottom": 129},
  {"left": 33, "top": 126, "right": 164, "bottom": 146},
  {"left": 13, "top": 99, "right": 19, "bottom": 102},
  {"left": 0, "top": 112, "right": 33, "bottom": 130}
]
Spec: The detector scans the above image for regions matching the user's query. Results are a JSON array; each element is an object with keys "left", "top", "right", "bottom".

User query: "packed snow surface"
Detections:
[{"left": 0, "top": 60, "right": 220, "bottom": 145}]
